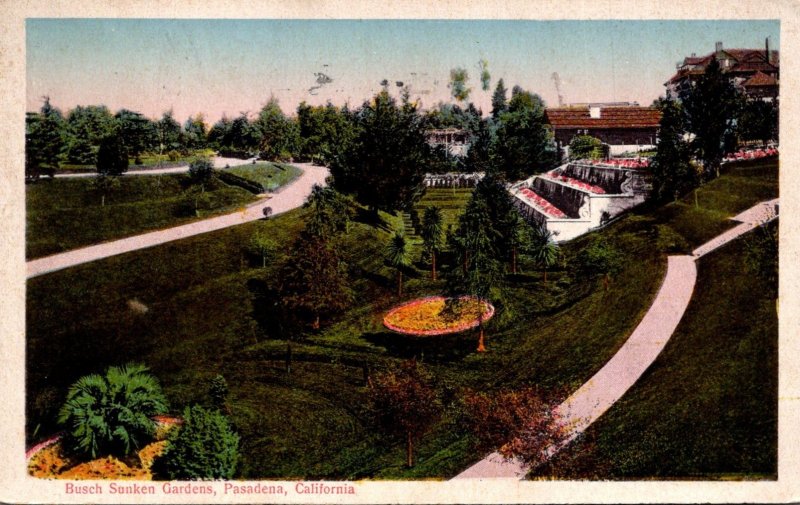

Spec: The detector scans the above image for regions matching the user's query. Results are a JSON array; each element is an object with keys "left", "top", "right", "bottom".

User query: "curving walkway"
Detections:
[
  {"left": 27, "top": 163, "right": 329, "bottom": 278},
  {"left": 454, "top": 198, "right": 778, "bottom": 480}
]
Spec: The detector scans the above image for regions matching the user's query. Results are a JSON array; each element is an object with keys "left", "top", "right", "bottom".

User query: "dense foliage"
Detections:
[
  {"left": 152, "top": 405, "right": 240, "bottom": 480},
  {"left": 57, "top": 363, "right": 168, "bottom": 459}
]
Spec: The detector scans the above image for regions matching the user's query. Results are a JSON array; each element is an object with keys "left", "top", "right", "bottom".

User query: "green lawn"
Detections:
[
  {"left": 224, "top": 163, "right": 302, "bottom": 192},
  {"left": 26, "top": 174, "right": 257, "bottom": 259},
  {"left": 25, "top": 161, "right": 778, "bottom": 480}
]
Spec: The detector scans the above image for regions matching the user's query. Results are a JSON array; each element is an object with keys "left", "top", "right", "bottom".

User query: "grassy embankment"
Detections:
[
  {"left": 535, "top": 160, "right": 778, "bottom": 480},
  {"left": 26, "top": 163, "right": 300, "bottom": 259},
  {"left": 26, "top": 160, "right": 777, "bottom": 479}
]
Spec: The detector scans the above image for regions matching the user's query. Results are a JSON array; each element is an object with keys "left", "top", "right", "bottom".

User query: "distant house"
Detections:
[
  {"left": 545, "top": 104, "right": 661, "bottom": 159},
  {"left": 426, "top": 128, "right": 470, "bottom": 157},
  {"left": 665, "top": 41, "right": 779, "bottom": 102}
]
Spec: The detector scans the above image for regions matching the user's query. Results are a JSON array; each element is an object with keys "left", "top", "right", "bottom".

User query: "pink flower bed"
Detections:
[
  {"left": 576, "top": 158, "right": 650, "bottom": 169},
  {"left": 724, "top": 147, "right": 778, "bottom": 162},
  {"left": 542, "top": 174, "right": 606, "bottom": 194},
  {"left": 383, "top": 296, "right": 495, "bottom": 336},
  {"left": 519, "top": 188, "right": 567, "bottom": 218}
]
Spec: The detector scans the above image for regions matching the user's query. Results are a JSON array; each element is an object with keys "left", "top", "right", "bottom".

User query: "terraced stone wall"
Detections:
[{"left": 530, "top": 177, "right": 588, "bottom": 218}]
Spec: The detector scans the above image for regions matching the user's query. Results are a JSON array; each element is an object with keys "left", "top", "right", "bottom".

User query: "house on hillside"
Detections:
[
  {"left": 665, "top": 41, "right": 779, "bottom": 102},
  {"left": 545, "top": 105, "right": 661, "bottom": 160},
  {"left": 425, "top": 128, "right": 470, "bottom": 157}
]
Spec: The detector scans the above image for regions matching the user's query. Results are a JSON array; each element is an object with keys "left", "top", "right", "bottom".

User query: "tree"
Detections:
[
  {"left": 96, "top": 131, "right": 129, "bottom": 176},
  {"left": 330, "top": 89, "right": 429, "bottom": 215},
  {"left": 115, "top": 109, "right": 157, "bottom": 162},
  {"left": 460, "top": 387, "right": 563, "bottom": 467},
  {"left": 680, "top": 58, "right": 741, "bottom": 179},
  {"left": 152, "top": 405, "right": 240, "bottom": 480},
  {"left": 738, "top": 99, "right": 778, "bottom": 145},
  {"left": 255, "top": 97, "right": 300, "bottom": 161},
  {"left": 57, "top": 363, "right": 168, "bottom": 459},
  {"left": 449, "top": 67, "right": 471, "bottom": 103},
  {"left": 188, "top": 157, "right": 215, "bottom": 191},
  {"left": 208, "top": 375, "right": 230, "bottom": 414},
  {"left": 568, "top": 135, "right": 603, "bottom": 160},
  {"left": 491, "top": 78, "right": 508, "bottom": 119},
  {"left": 421, "top": 206, "right": 443, "bottom": 280},
  {"left": 575, "top": 239, "right": 623, "bottom": 291},
  {"left": 493, "top": 87, "right": 555, "bottom": 180},
  {"left": 303, "top": 184, "right": 353, "bottom": 239},
  {"left": 744, "top": 221, "right": 778, "bottom": 299},
  {"left": 447, "top": 195, "right": 505, "bottom": 351},
  {"left": 26, "top": 98, "right": 65, "bottom": 181},
  {"left": 65, "top": 104, "right": 116, "bottom": 164},
  {"left": 156, "top": 110, "right": 183, "bottom": 156},
  {"left": 651, "top": 95, "right": 697, "bottom": 202},
  {"left": 280, "top": 231, "right": 353, "bottom": 329},
  {"left": 478, "top": 59, "right": 491, "bottom": 91},
  {"left": 249, "top": 230, "right": 277, "bottom": 268},
  {"left": 368, "top": 360, "right": 441, "bottom": 468},
  {"left": 183, "top": 113, "right": 209, "bottom": 151},
  {"left": 526, "top": 224, "right": 559, "bottom": 285},
  {"left": 386, "top": 233, "right": 411, "bottom": 297},
  {"left": 90, "top": 173, "right": 121, "bottom": 207},
  {"left": 297, "top": 101, "right": 356, "bottom": 164}
]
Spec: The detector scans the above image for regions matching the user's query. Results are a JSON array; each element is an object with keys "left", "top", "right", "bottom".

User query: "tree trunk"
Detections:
[
  {"left": 477, "top": 320, "right": 486, "bottom": 352},
  {"left": 285, "top": 342, "right": 292, "bottom": 374},
  {"left": 512, "top": 247, "right": 517, "bottom": 275},
  {"left": 398, "top": 270, "right": 403, "bottom": 297},
  {"left": 603, "top": 274, "right": 610, "bottom": 292},
  {"left": 406, "top": 431, "right": 414, "bottom": 468},
  {"left": 431, "top": 252, "right": 437, "bottom": 281},
  {"left": 313, "top": 314, "right": 320, "bottom": 330},
  {"left": 544, "top": 267, "right": 548, "bottom": 286},
  {"left": 101, "top": 194, "right": 105, "bottom": 207}
]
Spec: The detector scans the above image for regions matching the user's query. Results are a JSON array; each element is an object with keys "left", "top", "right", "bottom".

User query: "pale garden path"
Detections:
[
  {"left": 453, "top": 197, "right": 779, "bottom": 480},
  {"left": 52, "top": 156, "right": 259, "bottom": 178},
  {"left": 27, "top": 163, "right": 329, "bottom": 278}
]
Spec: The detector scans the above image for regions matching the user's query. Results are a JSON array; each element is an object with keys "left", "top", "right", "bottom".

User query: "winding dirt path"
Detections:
[
  {"left": 453, "top": 198, "right": 779, "bottom": 480},
  {"left": 27, "top": 163, "right": 328, "bottom": 278}
]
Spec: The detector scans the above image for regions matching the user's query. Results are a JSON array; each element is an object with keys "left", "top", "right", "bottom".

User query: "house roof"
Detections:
[
  {"left": 667, "top": 48, "right": 779, "bottom": 84},
  {"left": 545, "top": 106, "right": 661, "bottom": 130},
  {"left": 743, "top": 71, "right": 779, "bottom": 87}
]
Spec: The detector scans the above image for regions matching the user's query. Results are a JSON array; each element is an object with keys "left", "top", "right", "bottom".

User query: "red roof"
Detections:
[
  {"left": 545, "top": 107, "right": 661, "bottom": 130},
  {"left": 743, "top": 71, "right": 778, "bottom": 87}
]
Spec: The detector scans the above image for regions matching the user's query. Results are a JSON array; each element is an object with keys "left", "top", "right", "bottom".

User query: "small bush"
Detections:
[{"left": 152, "top": 405, "right": 240, "bottom": 480}]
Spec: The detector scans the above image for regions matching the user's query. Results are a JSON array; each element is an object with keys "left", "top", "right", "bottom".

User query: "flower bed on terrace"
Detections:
[
  {"left": 383, "top": 296, "right": 495, "bottom": 336},
  {"left": 518, "top": 188, "right": 567, "bottom": 218},
  {"left": 542, "top": 174, "right": 606, "bottom": 194},
  {"left": 27, "top": 416, "right": 181, "bottom": 479}
]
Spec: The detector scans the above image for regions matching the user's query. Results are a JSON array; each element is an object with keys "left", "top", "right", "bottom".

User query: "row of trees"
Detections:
[{"left": 651, "top": 59, "right": 779, "bottom": 201}]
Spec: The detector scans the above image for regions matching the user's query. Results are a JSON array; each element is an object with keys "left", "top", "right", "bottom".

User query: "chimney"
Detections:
[
  {"left": 766, "top": 37, "right": 770, "bottom": 64},
  {"left": 589, "top": 106, "right": 601, "bottom": 119},
  {"left": 715, "top": 41, "right": 723, "bottom": 52}
]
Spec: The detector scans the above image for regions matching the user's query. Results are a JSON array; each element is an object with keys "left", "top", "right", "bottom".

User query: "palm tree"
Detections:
[
  {"left": 57, "top": 363, "right": 169, "bottom": 459},
  {"left": 528, "top": 225, "right": 559, "bottom": 286},
  {"left": 386, "top": 233, "right": 410, "bottom": 297},
  {"left": 420, "top": 206, "right": 443, "bottom": 280}
]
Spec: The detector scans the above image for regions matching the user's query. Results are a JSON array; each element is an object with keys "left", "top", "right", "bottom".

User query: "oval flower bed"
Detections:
[
  {"left": 26, "top": 415, "right": 182, "bottom": 479},
  {"left": 383, "top": 296, "right": 495, "bottom": 336}
]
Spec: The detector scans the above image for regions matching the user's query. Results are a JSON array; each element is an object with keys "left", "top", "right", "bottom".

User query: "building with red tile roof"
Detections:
[
  {"left": 545, "top": 105, "right": 661, "bottom": 159},
  {"left": 665, "top": 41, "right": 779, "bottom": 101}
]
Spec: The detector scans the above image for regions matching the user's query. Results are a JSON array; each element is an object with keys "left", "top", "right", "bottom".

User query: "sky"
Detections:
[{"left": 26, "top": 19, "right": 780, "bottom": 124}]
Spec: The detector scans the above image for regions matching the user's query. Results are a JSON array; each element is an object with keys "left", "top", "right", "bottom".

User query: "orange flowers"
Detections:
[{"left": 383, "top": 296, "right": 495, "bottom": 336}]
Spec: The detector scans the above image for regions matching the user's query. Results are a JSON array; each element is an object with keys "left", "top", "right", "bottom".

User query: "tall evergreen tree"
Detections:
[
  {"left": 421, "top": 206, "right": 443, "bottom": 280},
  {"left": 96, "top": 130, "right": 129, "bottom": 176},
  {"left": 25, "top": 97, "right": 65, "bottom": 181},
  {"left": 680, "top": 58, "right": 740, "bottom": 178},
  {"left": 491, "top": 78, "right": 508, "bottom": 119},
  {"left": 651, "top": 95, "right": 697, "bottom": 201},
  {"left": 386, "top": 233, "right": 411, "bottom": 297}
]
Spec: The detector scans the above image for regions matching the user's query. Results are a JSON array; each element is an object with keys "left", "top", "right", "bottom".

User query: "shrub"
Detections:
[
  {"left": 167, "top": 150, "right": 181, "bottom": 162},
  {"left": 57, "top": 363, "right": 168, "bottom": 460},
  {"left": 569, "top": 135, "right": 603, "bottom": 160},
  {"left": 152, "top": 405, "right": 240, "bottom": 480}
]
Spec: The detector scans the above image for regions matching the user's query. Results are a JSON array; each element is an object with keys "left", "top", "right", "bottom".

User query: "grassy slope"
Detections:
[
  {"left": 534, "top": 162, "right": 778, "bottom": 479},
  {"left": 225, "top": 163, "right": 302, "bottom": 191},
  {"left": 26, "top": 161, "right": 777, "bottom": 480},
  {"left": 26, "top": 174, "right": 256, "bottom": 259}
]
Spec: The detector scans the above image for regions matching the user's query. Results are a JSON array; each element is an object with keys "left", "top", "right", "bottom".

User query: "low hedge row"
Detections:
[{"left": 217, "top": 171, "right": 265, "bottom": 194}]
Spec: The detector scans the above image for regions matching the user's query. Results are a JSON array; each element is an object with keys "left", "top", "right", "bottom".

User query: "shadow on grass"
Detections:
[{"left": 362, "top": 330, "right": 478, "bottom": 363}]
